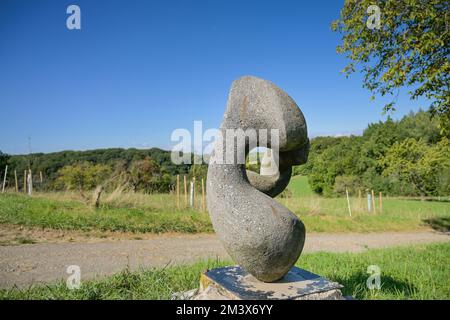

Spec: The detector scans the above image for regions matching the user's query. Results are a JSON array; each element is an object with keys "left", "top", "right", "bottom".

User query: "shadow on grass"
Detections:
[
  {"left": 402, "top": 198, "right": 449, "bottom": 203},
  {"left": 333, "top": 271, "right": 416, "bottom": 299},
  {"left": 423, "top": 217, "right": 450, "bottom": 233}
]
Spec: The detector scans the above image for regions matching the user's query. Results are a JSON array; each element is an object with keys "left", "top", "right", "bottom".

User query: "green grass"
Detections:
[
  {"left": 282, "top": 194, "right": 449, "bottom": 233},
  {"left": 0, "top": 193, "right": 212, "bottom": 234},
  {"left": 1, "top": 242, "right": 448, "bottom": 300},
  {"left": 1, "top": 189, "right": 449, "bottom": 234},
  {"left": 288, "top": 175, "right": 314, "bottom": 196},
  {"left": 282, "top": 175, "right": 450, "bottom": 233}
]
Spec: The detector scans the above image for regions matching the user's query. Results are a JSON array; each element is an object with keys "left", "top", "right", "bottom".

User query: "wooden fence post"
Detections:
[
  {"left": 40, "top": 171, "right": 43, "bottom": 184},
  {"left": 358, "top": 189, "right": 362, "bottom": 209},
  {"left": 371, "top": 189, "right": 376, "bottom": 213},
  {"left": 23, "top": 170, "right": 27, "bottom": 193},
  {"left": 201, "top": 178, "right": 206, "bottom": 212},
  {"left": 14, "top": 170, "right": 18, "bottom": 192},
  {"left": 184, "top": 175, "right": 188, "bottom": 208},
  {"left": 1, "top": 165, "right": 7, "bottom": 193},
  {"left": 345, "top": 188, "right": 352, "bottom": 217},
  {"left": 176, "top": 175, "right": 180, "bottom": 209},
  {"left": 379, "top": 192, "right": 383, "bottom": 214},
  {"left": 193, "top": 177, "right": 196, "bottom": 208}
]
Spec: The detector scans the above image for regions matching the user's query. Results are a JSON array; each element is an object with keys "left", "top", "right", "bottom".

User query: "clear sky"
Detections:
[{"left": 0, "top": 0, "right": 427, "bottom": 155}]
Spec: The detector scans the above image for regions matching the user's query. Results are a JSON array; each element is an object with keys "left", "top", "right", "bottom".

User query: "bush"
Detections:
[
  {"left": 56, "top": 162, "right": 112, "bottom": 192},
  {"left": 334, "top": 175, "right": 361, "bottom": 196}
]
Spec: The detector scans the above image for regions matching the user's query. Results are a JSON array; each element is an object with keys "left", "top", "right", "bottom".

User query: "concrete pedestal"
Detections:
[{"left": 192, "top": 266, "right": 345, "bottom": 300}]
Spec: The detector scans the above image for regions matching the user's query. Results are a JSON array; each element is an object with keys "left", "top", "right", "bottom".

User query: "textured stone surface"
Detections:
[
  {"left": 172, "top": 266, "right": 345, "bottom": 300},
  {"left": 207, "top": 76, "right": 309, "bottom": 282}
]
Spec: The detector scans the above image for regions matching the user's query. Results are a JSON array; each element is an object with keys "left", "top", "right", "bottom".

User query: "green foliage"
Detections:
[
  {"left": 56, "top": 162, "right": 112, "bottom": 192},
  {"left": 0, "top": 151, "right": 9, "bottom": 170},
  {"left": 7, "top": 148, "right": 191, "bottom": 193},
  {"left": 0, "top": 151, "right": 9, "bottom": 189},
  {"left": 129, "top": 157, "right": 170, "bottom": 193},
  {"left": 380, "top": 138, "right": 450, "bottom": 196},
  {"left": 307, "top": 136, "right": 363, "bottom": 196},
  {"left": 334, "top": 175, "right": 362, "bottom": 195},
  {"left": 332, "top": 0, "right": 450, "bottom": 131},
  {"left": 188, "top": 163, "right": 208, "bottom": 181},
  {"left": 299, "top": 110, "right": 448, "bottom": 196}
]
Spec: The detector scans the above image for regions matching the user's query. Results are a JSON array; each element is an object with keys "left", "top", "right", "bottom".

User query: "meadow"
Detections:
[
  {"left": 1, "top": 242, "right": 448, "bottom": 300},
  {"left": 0, "top": 176, "right": 448, "bottom": 235}
]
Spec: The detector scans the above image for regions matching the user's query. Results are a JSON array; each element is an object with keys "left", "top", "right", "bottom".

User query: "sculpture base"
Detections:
[{"left": 193, "top": 266, "right": 345, "bottom": 300}]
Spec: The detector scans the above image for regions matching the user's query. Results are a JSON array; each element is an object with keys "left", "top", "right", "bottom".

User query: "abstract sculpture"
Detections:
[{"left": 207, "top": 76, "right": 310, "bottom": 282}]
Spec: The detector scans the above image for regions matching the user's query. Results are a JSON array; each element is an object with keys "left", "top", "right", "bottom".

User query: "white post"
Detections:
[
  {"left": 189, "top": 181, "right": 195, "bottom": 208},
  {"left": 367, "top": 192, "right": 372, "bottom": 212},
  {"left": 27, "top": 170, "right": 33, "bottom": 196},
  {"left": 346, "top": 188, "right": 352, "bottom": 217},
  {"left": 2, "top": 165, "right": 8, "bottom": 193},
  {"left": 260, "top": 149, "right": 279, "bottom": 176}
]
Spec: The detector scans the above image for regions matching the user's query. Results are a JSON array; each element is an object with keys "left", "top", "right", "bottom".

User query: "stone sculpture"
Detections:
[{"left": 207, "top": 76, "right": 310, "bottom": 282}]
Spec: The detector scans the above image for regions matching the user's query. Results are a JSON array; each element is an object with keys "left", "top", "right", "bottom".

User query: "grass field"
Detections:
[
  {"left": 285, "top": 176, "right": 450, "bottom": 232},
  {"left": 1, "top": 242, "right": 448, "bottom": 300},
  {"left": 0, "top": 180, "right": 450, "bottom": 233},
  {"left": 288, "top": 175, "right": 315, "bottom": 196},
  {"left": 0, "top": 193, "right": 212, "bottom": 234},
  {"left": 0, "top": 176, "right": 448, "bottom": 234}
]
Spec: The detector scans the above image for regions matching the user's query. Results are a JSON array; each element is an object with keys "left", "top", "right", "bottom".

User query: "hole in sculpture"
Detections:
[{"left": 246, "top": 147, "right": 279, "bottom": 176}]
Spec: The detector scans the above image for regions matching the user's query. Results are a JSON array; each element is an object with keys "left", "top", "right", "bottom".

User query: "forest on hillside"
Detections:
[
  {"left": 294, "top": 110, "right": 449, "bottom": 197},
  {"left": 0, "top": 148, "right": 193, "bottom": 193}
]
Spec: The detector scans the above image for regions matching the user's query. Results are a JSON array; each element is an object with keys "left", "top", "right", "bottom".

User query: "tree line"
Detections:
[
  {"left": 294, "top": 110, "right": 449, "bottom": 197},
  {"left": 0, "top": 148, "right": 200, "bottom": 194},
  {"left": 1, "top": 110, "right": 448, "bottom": 197}
]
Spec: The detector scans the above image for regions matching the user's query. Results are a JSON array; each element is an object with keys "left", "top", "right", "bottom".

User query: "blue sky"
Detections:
[{"left": 0, "top": 0, "right": 427, "bottom": 155}]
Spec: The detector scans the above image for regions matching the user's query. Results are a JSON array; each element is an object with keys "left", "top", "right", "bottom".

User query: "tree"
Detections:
[
  {"left": 7, "top": 147, "right": 190, "bottom": 191},
  {"left": 334, "top": 175, "right": 362, "bottom": 195},
  {"left": 0, "top": 151, "right": 9, "bottom": 171},
  {"left": 301, "top": 110, "right": 448, "bottom": 196},
  {"left": 56, "top": 162, "right": 112, "bottom": 193},
  {"left": 332, "top": 0, "right": 450, "bottom": 131},
  {"left": 380, "top": 138, "right": 449, "bottom": 196},
  {"left": 308, "top": 136, "right": 363, "bottom": 196},
  {"left": 189, "top": 163, "right": 208, "bottom": 181},
  {"left": 129, "top": 157, "right": 163, "bottom": 193},
  {"left": 293, "top": 136, "right": 337, "bottom": 176}
]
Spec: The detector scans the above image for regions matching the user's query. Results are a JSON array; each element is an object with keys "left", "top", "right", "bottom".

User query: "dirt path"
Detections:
[
  {"left": 0, "top": 224, "right": 177, "bottom": 245},
  {"left": 0, "top": 231, "right": 448, "bottom": 289}
]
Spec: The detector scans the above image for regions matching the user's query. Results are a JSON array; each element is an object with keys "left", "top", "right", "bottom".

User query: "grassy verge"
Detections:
[
  {"left": 0, "top": 193, "right": 212, "bottom": 233},
  {"left": 1, "top": 242, "right": 448, "bottom": 300},
  {"left": 0, "top": 184, "right": 448, "bottom": 234},
  {"left": 285, "top": 175, "right": 450, "bottom": 233},
  {"left": 288, "top": 196, "right": 449, "bottom": 232}
]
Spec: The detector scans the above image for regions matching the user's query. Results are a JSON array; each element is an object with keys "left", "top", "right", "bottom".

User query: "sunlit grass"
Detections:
[
  {"left": 0, "top": 193, "right": 212, "bottom": 234},
  {"left": 1, "top": 242, "right": 448, "bottom": 300},
  {"left": 0, "top": 175, "right": 448, "bottom": 234}
]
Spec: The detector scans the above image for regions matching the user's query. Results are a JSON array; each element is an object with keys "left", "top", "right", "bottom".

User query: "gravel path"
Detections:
[{"left": 0, "top": 231, "right": 448, "bottom": 288}]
